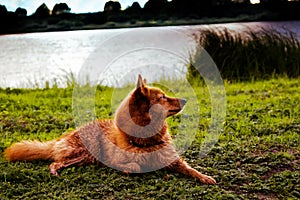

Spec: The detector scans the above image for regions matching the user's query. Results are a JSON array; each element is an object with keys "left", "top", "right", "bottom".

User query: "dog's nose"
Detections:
[{"left": 179, "top": 99, "right": 187, "bottom": 107}]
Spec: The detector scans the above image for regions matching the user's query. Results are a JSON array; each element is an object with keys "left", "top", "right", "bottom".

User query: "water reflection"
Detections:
[{"left": 0, "top": 21, "right": 299, "bottom": 88}]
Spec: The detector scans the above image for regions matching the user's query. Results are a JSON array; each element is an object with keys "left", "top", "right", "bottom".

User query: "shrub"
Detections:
[{"left": 188, "top": 28, "right": 300, "bottom": 81}]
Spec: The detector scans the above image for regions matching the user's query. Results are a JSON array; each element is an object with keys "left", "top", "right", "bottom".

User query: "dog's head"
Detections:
[
  {"left": 115, "top": 75, "right": 186, "bottom": 139},
  {"left": 133, "top": 74, "right": 186, "bottom": 119}
]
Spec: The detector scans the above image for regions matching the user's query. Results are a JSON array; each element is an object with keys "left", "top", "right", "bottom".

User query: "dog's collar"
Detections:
[{"left": 129, "top": 139, "right": 164, "bottom": 148}]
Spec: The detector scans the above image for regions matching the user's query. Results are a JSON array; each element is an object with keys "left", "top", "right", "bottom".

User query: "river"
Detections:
[{"left": 0, "top": 21, "right": 299, "bottom": 88}]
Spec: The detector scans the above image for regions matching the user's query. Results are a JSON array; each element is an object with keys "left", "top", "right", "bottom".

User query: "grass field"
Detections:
[{"left": 0, "top": 77, "right": 299, "bottom": 199}]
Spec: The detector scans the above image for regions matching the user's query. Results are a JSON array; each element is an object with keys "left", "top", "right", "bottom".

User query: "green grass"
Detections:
[
  {"left": 188, "top": 28, "right": 300, "bottom": 81},
  {"left": 0, "top": 77, "right": 299, "bottom": 199}
]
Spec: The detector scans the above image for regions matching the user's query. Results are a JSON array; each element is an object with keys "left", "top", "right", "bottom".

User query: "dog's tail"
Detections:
[{"left": 4, "top": 140, "right": 55, "bottom": 162}]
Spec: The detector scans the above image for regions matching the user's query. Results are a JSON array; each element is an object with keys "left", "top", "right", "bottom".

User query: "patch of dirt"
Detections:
[
  {"left": 256, "top": 192, "right": 278, "bottom": 200},
  {"left": 250, "top": 144, "right": 287, "bottom": 157},
  {"left": 261, "top": 164, "right": 295, "bottom": 180}
]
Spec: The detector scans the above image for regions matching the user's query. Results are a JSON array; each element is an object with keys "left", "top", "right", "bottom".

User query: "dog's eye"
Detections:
[{"left": 160, "top": 95, "right": 166, "bottom": 99}]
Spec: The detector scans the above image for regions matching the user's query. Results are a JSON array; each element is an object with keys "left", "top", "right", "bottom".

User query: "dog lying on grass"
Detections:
[{"left": 4, "top": 75, "right": 216, "bottom": 184}]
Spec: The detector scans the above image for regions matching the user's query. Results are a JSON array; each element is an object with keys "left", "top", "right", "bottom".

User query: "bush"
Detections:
[{"left": 188, "top": 28, "right": 300, "bottom": 81}]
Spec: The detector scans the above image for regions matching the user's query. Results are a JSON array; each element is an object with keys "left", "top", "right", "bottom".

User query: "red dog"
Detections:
[{"left": 5, "top": 75, "right": 216, "bottom": 184}]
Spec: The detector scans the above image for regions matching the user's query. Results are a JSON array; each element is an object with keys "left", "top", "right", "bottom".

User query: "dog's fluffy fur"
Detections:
[{"left": 4, "top": 75, "right": 216, "bottom": 184}]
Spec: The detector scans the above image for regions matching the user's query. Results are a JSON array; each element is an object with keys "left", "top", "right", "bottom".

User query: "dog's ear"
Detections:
[
  {"left": 136, "top": 74, "right": 146, "bottom": 89},
  {"left": 136, "top": 74, "right": 149, "bottom": 96}
]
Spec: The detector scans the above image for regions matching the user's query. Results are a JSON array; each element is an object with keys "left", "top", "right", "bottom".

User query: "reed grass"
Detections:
[{"left": 188, "top": 28, "right": 300, "bottom": 82}]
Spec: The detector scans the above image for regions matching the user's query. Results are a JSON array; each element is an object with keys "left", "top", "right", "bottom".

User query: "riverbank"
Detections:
[{"left": 0, "top": 12, "right": 268, "bottom": 35}]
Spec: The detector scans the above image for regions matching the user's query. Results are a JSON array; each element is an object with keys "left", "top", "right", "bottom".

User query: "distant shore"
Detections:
[
  {"left": 2, "top": 1, "right": 300, "bottom": 35},
  {"left": 0, "top": 11, "right": 299, "bottom": 35}
]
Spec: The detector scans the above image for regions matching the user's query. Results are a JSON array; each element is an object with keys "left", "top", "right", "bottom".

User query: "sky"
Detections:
[
  {"left": 0, "top": 0, "right": 263, "bottom": 15},
  {"left": 250, "top": 0, "right": 260, "bottom": 3},
  {"left": 0, "top": 0, "right": 149, "bottom": 15}
]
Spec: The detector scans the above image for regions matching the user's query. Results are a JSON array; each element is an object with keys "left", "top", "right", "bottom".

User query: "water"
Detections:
[{"left": 0, "top": 21, "right": 299, "bottom": 88}]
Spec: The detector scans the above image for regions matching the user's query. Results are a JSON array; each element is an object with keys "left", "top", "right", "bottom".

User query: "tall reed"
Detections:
[{"left": 188, "top": 28, "right": 300, "bottom": 82}]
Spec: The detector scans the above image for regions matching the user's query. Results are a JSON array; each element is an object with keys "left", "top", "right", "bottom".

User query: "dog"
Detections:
[{"left": 4, "top": 75, "right": 216, "bottom": 184}]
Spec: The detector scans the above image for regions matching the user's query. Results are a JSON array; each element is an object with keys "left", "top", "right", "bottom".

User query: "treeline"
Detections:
[
  {"left": 0, "top": 3, "right": 71, "bottom": 17},
  {"left": 1, "top": 0, "right": 300, "bottom": 34},
  {"left": 2, "top": 0, "right": 300, "bottom": 18},
  {"left": 1, "top": 0, "right": 300, "bottom": 18}
]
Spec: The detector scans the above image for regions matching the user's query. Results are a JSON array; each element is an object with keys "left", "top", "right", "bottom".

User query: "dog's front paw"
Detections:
[
  {"left": 49, "top": 162, "right": 64, "bottom": 177},
  {"left": 199, "top": 174, "right": 216, "bottom": 185}
]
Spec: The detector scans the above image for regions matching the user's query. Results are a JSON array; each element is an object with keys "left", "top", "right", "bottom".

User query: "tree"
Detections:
[
  {"left": 34, "top": 3, "right": 50, "bottom": 17},
  {"left": 125, "top": 2, "right": 142, "bottom": 14},
  {"left": 215, "top": 0, "right": 233, "bottom": 5},
  {"left": 131, "top": 2, "right": 142, "bottom": 10},
  {"left": 128, "top": 2, "right": 142, "bottom": 12},
  {"left": 15, "top": 7, "right": 27, "bottom": 17},
  {"left": 171, "top": 0, "right": 213, "bottom": 15},
  {"left": 104, "top": 1, "right": 121, "bottom": 12},
  {"left": 243, "top": 0, "right": 251, "bottom": 4},
  {"left": 144, "top": 0, "right": 169, "bottom": 14},
  {"left": 52, "top": 3, "right": 71, "bottom": 15},
  {"left": 260, "top": 0, "right": 288, "bottom": 4},
  {"left": 0, "top": 4, "right": 7, "bottom": 16},
  {"left": 232, "top": 0, "right": 249, "bottom": 3},
  {"left": 171, "top": 0, "right": 197, "bottom": 14}
]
